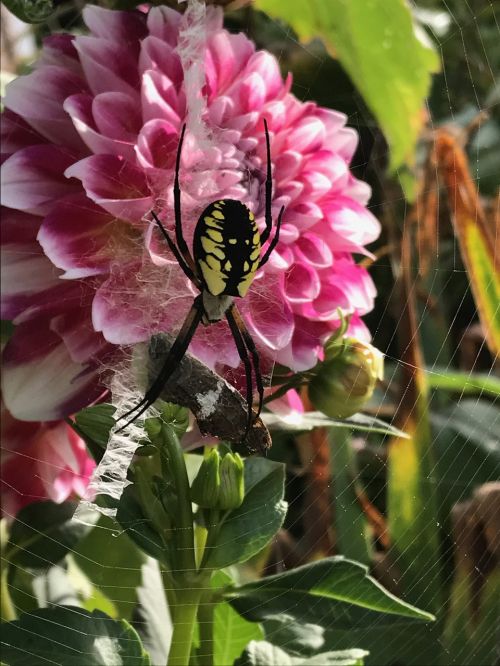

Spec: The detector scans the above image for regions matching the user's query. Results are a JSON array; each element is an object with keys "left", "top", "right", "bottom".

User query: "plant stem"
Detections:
[
  {"left": 197, "top": 594, "right": 215, "bottom": 666},
  {"left": 1, "top": 567, "right": 17, "bottom": 622},
  {"left": 160, "top": 424, "right": 196, "bottom": 575},
  {"left": 168, "top": 585, "right": 203, "bottom": 666}
]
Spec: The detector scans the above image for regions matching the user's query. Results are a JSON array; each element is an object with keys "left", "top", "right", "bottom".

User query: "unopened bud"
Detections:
[
  {"left": 217, "top": 453, "right": 245, "bottom": 510},
  {"left": 190, "top": 448, "right": 221, "bottom": 508},
  {"left": 309, "top": 338, "right": 384, "bottom": 419}
]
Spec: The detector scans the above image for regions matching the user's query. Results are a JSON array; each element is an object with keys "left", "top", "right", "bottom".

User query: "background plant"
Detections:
[{"left": 1, "top": 0, "right": 498, "bottom": 665}]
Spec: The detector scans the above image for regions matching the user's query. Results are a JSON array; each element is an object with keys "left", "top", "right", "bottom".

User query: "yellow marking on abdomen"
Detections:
[
  {"left": 228, "top": 238, "right": 237, "bottom": 245},
  {"left": 200, "top": 260, "right": 226, "bottom": 296},
  {"left": 237, "top": 271, "right": 255, "bottom": 297},
  {"left": 212, "top": 210, "right": 225, "bottom": 220},
  {"left": 224, "top": 260, "right": 232, "bottom": 271},
  {"left": 206, "top": 228, "right": 223, "bottom": 243},
  {"left": 205, "top": 254, "right": 221, "bottom": 271},
  {"left": 201, "top": 236, "right": 225, "bottom": 260},
  {"left": 204, "top": 216, "right": 223, "bottom": 230}
]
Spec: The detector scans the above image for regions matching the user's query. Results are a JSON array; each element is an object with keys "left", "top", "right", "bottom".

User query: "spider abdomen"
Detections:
[{"left": 193, "top": 199, "right": 261, "bottom": 298}]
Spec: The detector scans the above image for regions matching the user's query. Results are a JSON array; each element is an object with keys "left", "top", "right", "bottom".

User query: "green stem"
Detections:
[
  {"left": 197, "top": 594, "right": 215, "bottom": 666},
  {"left": 168, "top": 585, "right": 203, "bottom": 666},
  {"left": 1, "top": 566, "right": 17, "bottom": 622},
  {"left": 160, "top": 424, "right": 196, "bottom": 575}
]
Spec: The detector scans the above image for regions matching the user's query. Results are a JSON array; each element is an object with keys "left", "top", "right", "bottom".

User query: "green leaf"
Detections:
[
  {"left": 73, "top": 404, "right": 116, "bottom": 463},
  {"left": 432, "top": 400, "right": 500, "bottom": 513},
  {"left": 115, "top": 486, "right": 167, "bottom": 564},
  {"left": 73, "top": 515, "right": 145, "bottom": 621},
  {"left": 204, "top": 458, "right": 287, "bottom": 569},
  {"left": 225, "top": 557, "right": 434, "bottom": 628},
  {"left": 427, "top": 368, "right": 500, "bottom": 397},
  {"left": 261, "top": 618, "right": 326, "bottom": 656},
  {"left": 133, "top": 558, "right": 172, "bottom": 666},
  {"left": 257, "top": 0, "right": 439, "bottom": 171},
  {"left": 2, "top": 0, "right": 55, "bottom": 23},
  {"left": 5, "top": 502, "right": 98, "bottom": 569},
  {"left": 212, "top": 571, "right": 263, "bottom": 666},
  {"left": 329, "top": 430, "right": 371, "bottom": 565},
  {"left": 235, "top": 641, "right": 368, "bottom": 666},
  {"left": 262, "top": 411, "right": 409, "bottom": 438},
  {"left": 0, "top": 607, "right": 150, "bottom": 666}
]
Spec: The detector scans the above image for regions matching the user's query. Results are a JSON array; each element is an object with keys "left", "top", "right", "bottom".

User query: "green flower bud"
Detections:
[
  {"left": 144, "top": 416, "right": 162, "bottom": 442},
  {"left": 309, "top": 338, "right": 384, "bottom": 419},
  {"left": 217, "top": 453, "right": 245, "bottom": 510},
  {"left": 190, "top": 448, "right": 221, "bottom": 508}
]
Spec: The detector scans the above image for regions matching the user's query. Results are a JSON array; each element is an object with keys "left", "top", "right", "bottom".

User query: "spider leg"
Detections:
[
  {"left": 173, "top": 124, "right": 197, "bottom": 276},
  {"left": 226, "top": 306, "right": 255, "bottom": 442},
  {"left": 116, "top": 295, "right": 204, "bottom": 432},
  {"left": 151, "top": 211, "right": 201, "bottom": 289},
  {"left": 259, "top": 204, "right": 285, "bottom": 268},
  {"left": 229, "top": 305, "right": 264, "bottom": 419},
  {"left": 260, "top": 118, "right": 273, "bottom": 245}
]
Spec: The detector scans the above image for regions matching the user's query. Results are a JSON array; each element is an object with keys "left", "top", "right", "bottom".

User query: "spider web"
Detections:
[{"left": 1, "top": 1, "right": 499, "bottom": 665}]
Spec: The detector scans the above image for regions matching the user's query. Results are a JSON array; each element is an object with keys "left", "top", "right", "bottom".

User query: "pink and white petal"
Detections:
[
  {"left": 206, "top": 31, "right": 254, "bottom": 98},
  {"left": 92, "top": 264, "right": 192, "bottom": 345},
  {"left": 0, "top": 110, "right": 48, "bottom": 155},
  {"left": 1, "top": 246, "right": 57, "bottom": 321},
  {"left": 135, "top": 119, "right": 178, "bottom": 170},
  {"left": 38, "top": 34, "right": 81, "bottom": 75},
  {"left": 266, "top": 388, "right": 304, "bottom": 417},
  {"left": 65, "top": 154, "right": 153, "bottom": 222},
  {"left": 284, "top": 116, "right": 326, "bottom": 153},
  {"left": 1, "top": 208, "right": 42, "bottom": 244},
  {"left": 265, "top": 245, "right": 294, "bottom": 272},
  {"left": 274, "top": 150, "right": 303, "bottom": 183},
  {"left": 138, "top": 36, "right": 183, "bottom": 86},
  {"left": 1, "top": 145, "right": 80, "bottom": 216},
  {"left": 50, "top": 308, "right": 111, "bottom": 363},
  {"left": 93, "top": 92, "right": 142, "bottom": 141},
  {"left": 82, "top": 5, "right": 147, "bottom": 52},
  {"left": 284, "top": 262, "right": 321, "bottom": 303},
  {"left": 323, "top": 197, "right": 381, "bottom": 255},
  {"left": 191, "top": 320, "right": 240, "bottom": 370},
  {"left": 243, "top": 275, "right": 294, "bottom": 353},
  {"left": 141, "top": 70, "right": 184, "bottom": 125},
  {"left": 331, "top": 126, "right": 359, "bottom": 163},
  {"left": 294, "top": 232, "right": 333, "bottom": 269},
  {"left": 64, "top": 94, "right": 136, "bottom": 159},
  {"left": 300, "top": 283, "right": 352, "bottom": 322},
  {"left": 345, "top": 313, "right": 372, "bottom": 342},
  {"left": 315, "top": 107, "right": 348, "bottom": 136},
  {"left": 3, "top": 66, "right": 89, "bottom": 152},
  {"left": 2, "top": 322, "right": 104, "bottom": 421},
  {"left": 274, "top": 318, "right": 325, "bottom": 371},
  {"left": 74, "top": 35, "right": 140, "bottom": 97},
  {"left": 327, "top": 259, "right": 377, "bottom": 314},
  {"left": 147, "top": 6, "right": 182, "bottom": 46},
  {"left": 284, "top": 202, "right": 324, "bottom": 233},
  {"left": 38, "top": 194, "right": 125, "bottom": 278},
  {"left": 237, "top": 72, "right": 267, "bottom": 113},
  {"left": 207, "top": 95, "right": 234, "bottom": 128},
  {"left": 245, "top": 51, "right": 284, "bottom": 101},
  {"left": 343, "top": 174, "right": 372, "bottom": 206}
]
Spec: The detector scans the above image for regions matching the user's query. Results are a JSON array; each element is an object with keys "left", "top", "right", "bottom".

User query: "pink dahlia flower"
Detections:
[
  {"left": 0, "top": 404, "right": 95, "bottom": 517},
  {"left": 1, "top": 5, "right": 380, "bottom": 422}
]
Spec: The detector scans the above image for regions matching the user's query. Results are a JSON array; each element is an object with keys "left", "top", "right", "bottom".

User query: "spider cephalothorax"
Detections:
[{"left": 117, "top": 121, "right": 284, "bottom": 442}]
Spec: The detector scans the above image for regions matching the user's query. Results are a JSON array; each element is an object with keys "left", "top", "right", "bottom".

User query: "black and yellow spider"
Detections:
[{"left": 118, "top": 120, "right": 284, "bottom": 439}]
